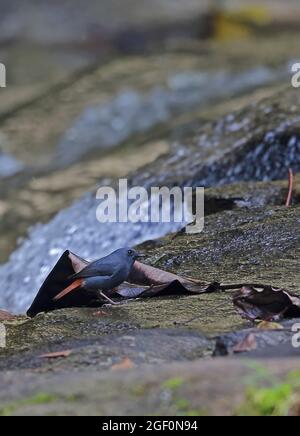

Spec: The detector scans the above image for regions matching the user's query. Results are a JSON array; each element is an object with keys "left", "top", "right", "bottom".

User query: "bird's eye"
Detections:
[{"left": 128, "top": 249, "right": 133, "bottom": 256}]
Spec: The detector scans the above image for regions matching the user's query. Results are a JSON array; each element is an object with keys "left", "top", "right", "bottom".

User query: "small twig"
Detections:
[
  {"left": 285, "top": 168, "right": 294, "bottom": 207},
  {"left": 173, "top": 300, "right": 230, "bottom": 326}
]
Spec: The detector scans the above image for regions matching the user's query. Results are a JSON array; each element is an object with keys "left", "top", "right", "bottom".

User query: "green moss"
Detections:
[
  {"left": 239, "top": 384, "right": 292, "bottom": 416},
  {"left": 244, "top": 361, "right": 278, "bottom": 385},
  {"left": 176, "top": 398, "right": 190, "bottom": 409},
  {"left": 162, "top": 377, "right": 184, "bottom": 390},
  {"left": 0, "top": 391, "right": 80, "bottom": 416},
  {"left": 0, "top": 392, "right": 58, "bottom": 416},
  {"left": 287, "top": 371, "right": 300, "bottom": 388},
  {"left": 175, "top": 398, "right": 206, "bottom": 416},
  {"left": 131, "top": 384, "right": 147, "bottom": 397},
  {"left": 185, "top": 409, "right": 207, "bottom": 416},
  {"left": 237, "top": 370, "right": 300, "bottom": 416}
]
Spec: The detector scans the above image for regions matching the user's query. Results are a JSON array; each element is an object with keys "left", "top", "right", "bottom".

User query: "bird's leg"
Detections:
[{"left": 98, "top": 290, "right": 118, "bottom": 305}]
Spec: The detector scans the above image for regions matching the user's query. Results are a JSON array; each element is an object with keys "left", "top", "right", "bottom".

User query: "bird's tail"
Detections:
[{"left": 53, "top": 279, "right": 83, "bottom": 301}]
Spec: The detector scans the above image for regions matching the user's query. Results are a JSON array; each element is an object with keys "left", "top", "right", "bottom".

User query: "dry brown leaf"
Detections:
[
  {"left": 0, "top": 309, "right": 15, "bottom": 321},
  {"left": 257, "top": 321, "right": 284, "bottom": 330},
  {"left": 111, "top": 357, "right": 135, "bottom": 371},
  {"left": 93, "top": 310, "right": 109, "bottom": 317},
  {"left": 39, "top": 350, "right": 72, "bottom": 359},
  {"left": 233, "top": 286, "right": 300, "bottom": 321},
  {"left": 116, "top": 260, "right": 218, "bottom": 298},
  {"left": 233, "top": 334, "right": 257, "bottom": 353},
  {"left": 69, "top": 252, "right": 89, "bottom": 273}
]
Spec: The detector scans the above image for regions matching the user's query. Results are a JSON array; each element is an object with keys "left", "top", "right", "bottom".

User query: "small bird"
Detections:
[{"left": 53, "top": 247, "right": 143, "bottom": 304}]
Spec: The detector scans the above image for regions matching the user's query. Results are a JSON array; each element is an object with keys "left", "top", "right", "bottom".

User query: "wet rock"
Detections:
[
  {"left": 0, "top": 132, "right": 23, "bottom": 180},
  {"left": 3, "top": 298, "right": 241, "bottom": 352},
  {"left": 205, "top": 176, "right": 300, "bottom": 212},
  {"left": 144, "top": 206, "right": 300, "bottom": 294},
  {"left": 0, "top": 152, "right": 24, "bottom": 179},
  {"left": 56, "top": 67, "right": 283, "bottom": 167},
  {"left": 0, "top": 304, "right": 214, "bottom": 374},
  {"left": 0, "top": 0, "right": 209, "bottom": 45},
  {"left": 0, "top": 36, "right": 295, "bottom": 169},
  {"left": 0, "top": 326, "right": 213, "bottom": 372},
  {"left": 0, "top": 138, "right": 168, "bottom": 264},
  {"left": 214, "top": 320, "right": 298, "bottom": 357},
  {"left": 131, "top": 87, "right": 300, "bottom": 188},
  {"left": 3, "top": 308, "right": 138, "bottom": 351},
  {"left": 0, "top": 299, "right": 298, "bottom": 415}
]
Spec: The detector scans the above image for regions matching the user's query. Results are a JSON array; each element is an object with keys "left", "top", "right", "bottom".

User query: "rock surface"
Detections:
[
  {"left": 0, "top": 355, "right": 299, "bottom": 416},
  {"left": 0, "top": 294, "right": 299, "bottom": 415},
  {"left": 0, "top": 152, "right": 23, "bottom": 179},
  {"left": 0, "top": 0, "right": 209, "bottom": 44},
  {"left": 55, "top": 66, "right": 282, "bottom": 167}
]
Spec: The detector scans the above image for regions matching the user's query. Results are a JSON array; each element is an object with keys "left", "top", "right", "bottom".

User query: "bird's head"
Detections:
[{"left": 116, "top": 247, "right": 144, "bottom": 264}]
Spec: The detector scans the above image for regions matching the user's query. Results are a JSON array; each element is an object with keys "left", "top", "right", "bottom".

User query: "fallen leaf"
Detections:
[
  {"left": 115, "top": 261, "right": 219, "bottom": 299},
  {"left": 68, "top": 252, "right": 89, "bottom": 273},
  {"left": 39, "top": 350, "right": 72, "bottom": 359},
  {"left": 27, "top": 251, "right": 102, "bottom": 317},
  {"left": 0, "top": 309, "right": 15, "bottom": 321},
  {"left": 233, "top": 333, "right": 257, "bottom": 353},
  {"left": 111, "top": 357, "right": 135, "bottom": 371},
  {"left": 93, "top": 310, "right": 109, "bottom": 317},
  {"left": 233, "top": 286, "right": 300, "bottom": 321},
  {"left": 257, "top": 321, "right": 284, "bottom": 330},
  {"left": 27, "top": 251, "right": 220, "bottom": 317}
]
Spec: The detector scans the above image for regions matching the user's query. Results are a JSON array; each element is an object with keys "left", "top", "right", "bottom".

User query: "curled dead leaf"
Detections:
[
  {"left": 115, "top": 261, "right": 219, "bottom": 298},
  {"left": 233, "top": 286, "right": 300, "bottom": 321},
  {"left": 111, "top": 357, "right": 134, "bottom": 371},
  {"left": 0, "top": 309, "right": 15, "bottom": 321},
  {"left": 69, "top": 252, "right": 89, "bottom": 273},
  {"left": 233, "top": 334, "right": 257, "bottom": 353},
  {"left": 93, "top": 310, "right": 109, "bottom": 317}
]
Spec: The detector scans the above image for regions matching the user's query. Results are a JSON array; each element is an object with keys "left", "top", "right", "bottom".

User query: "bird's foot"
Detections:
[
  {"left": 102, "top": 298, "right": 141, "bottom": 307},
  {"left": 99, "top": 291, "right": 119, "bottom": 305}
]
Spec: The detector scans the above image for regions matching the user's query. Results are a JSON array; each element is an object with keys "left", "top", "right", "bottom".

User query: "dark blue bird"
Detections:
[{"left": 53, "top": 247, "right": 142, "bottom": 304}]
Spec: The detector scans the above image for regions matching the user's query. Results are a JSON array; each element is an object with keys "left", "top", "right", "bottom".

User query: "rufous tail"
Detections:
[{"left": 53, "top": 279, "right": 83, "bottom": 301}]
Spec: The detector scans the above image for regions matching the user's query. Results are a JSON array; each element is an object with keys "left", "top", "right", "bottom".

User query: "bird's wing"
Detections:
[{"left": 71, "top": 261, "right": 116, "bottom": 279}]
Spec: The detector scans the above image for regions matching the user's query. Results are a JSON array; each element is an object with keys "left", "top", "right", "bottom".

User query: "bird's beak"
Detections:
[{"left": 136, "top": 253, "right": 145, "bottom": 259}]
